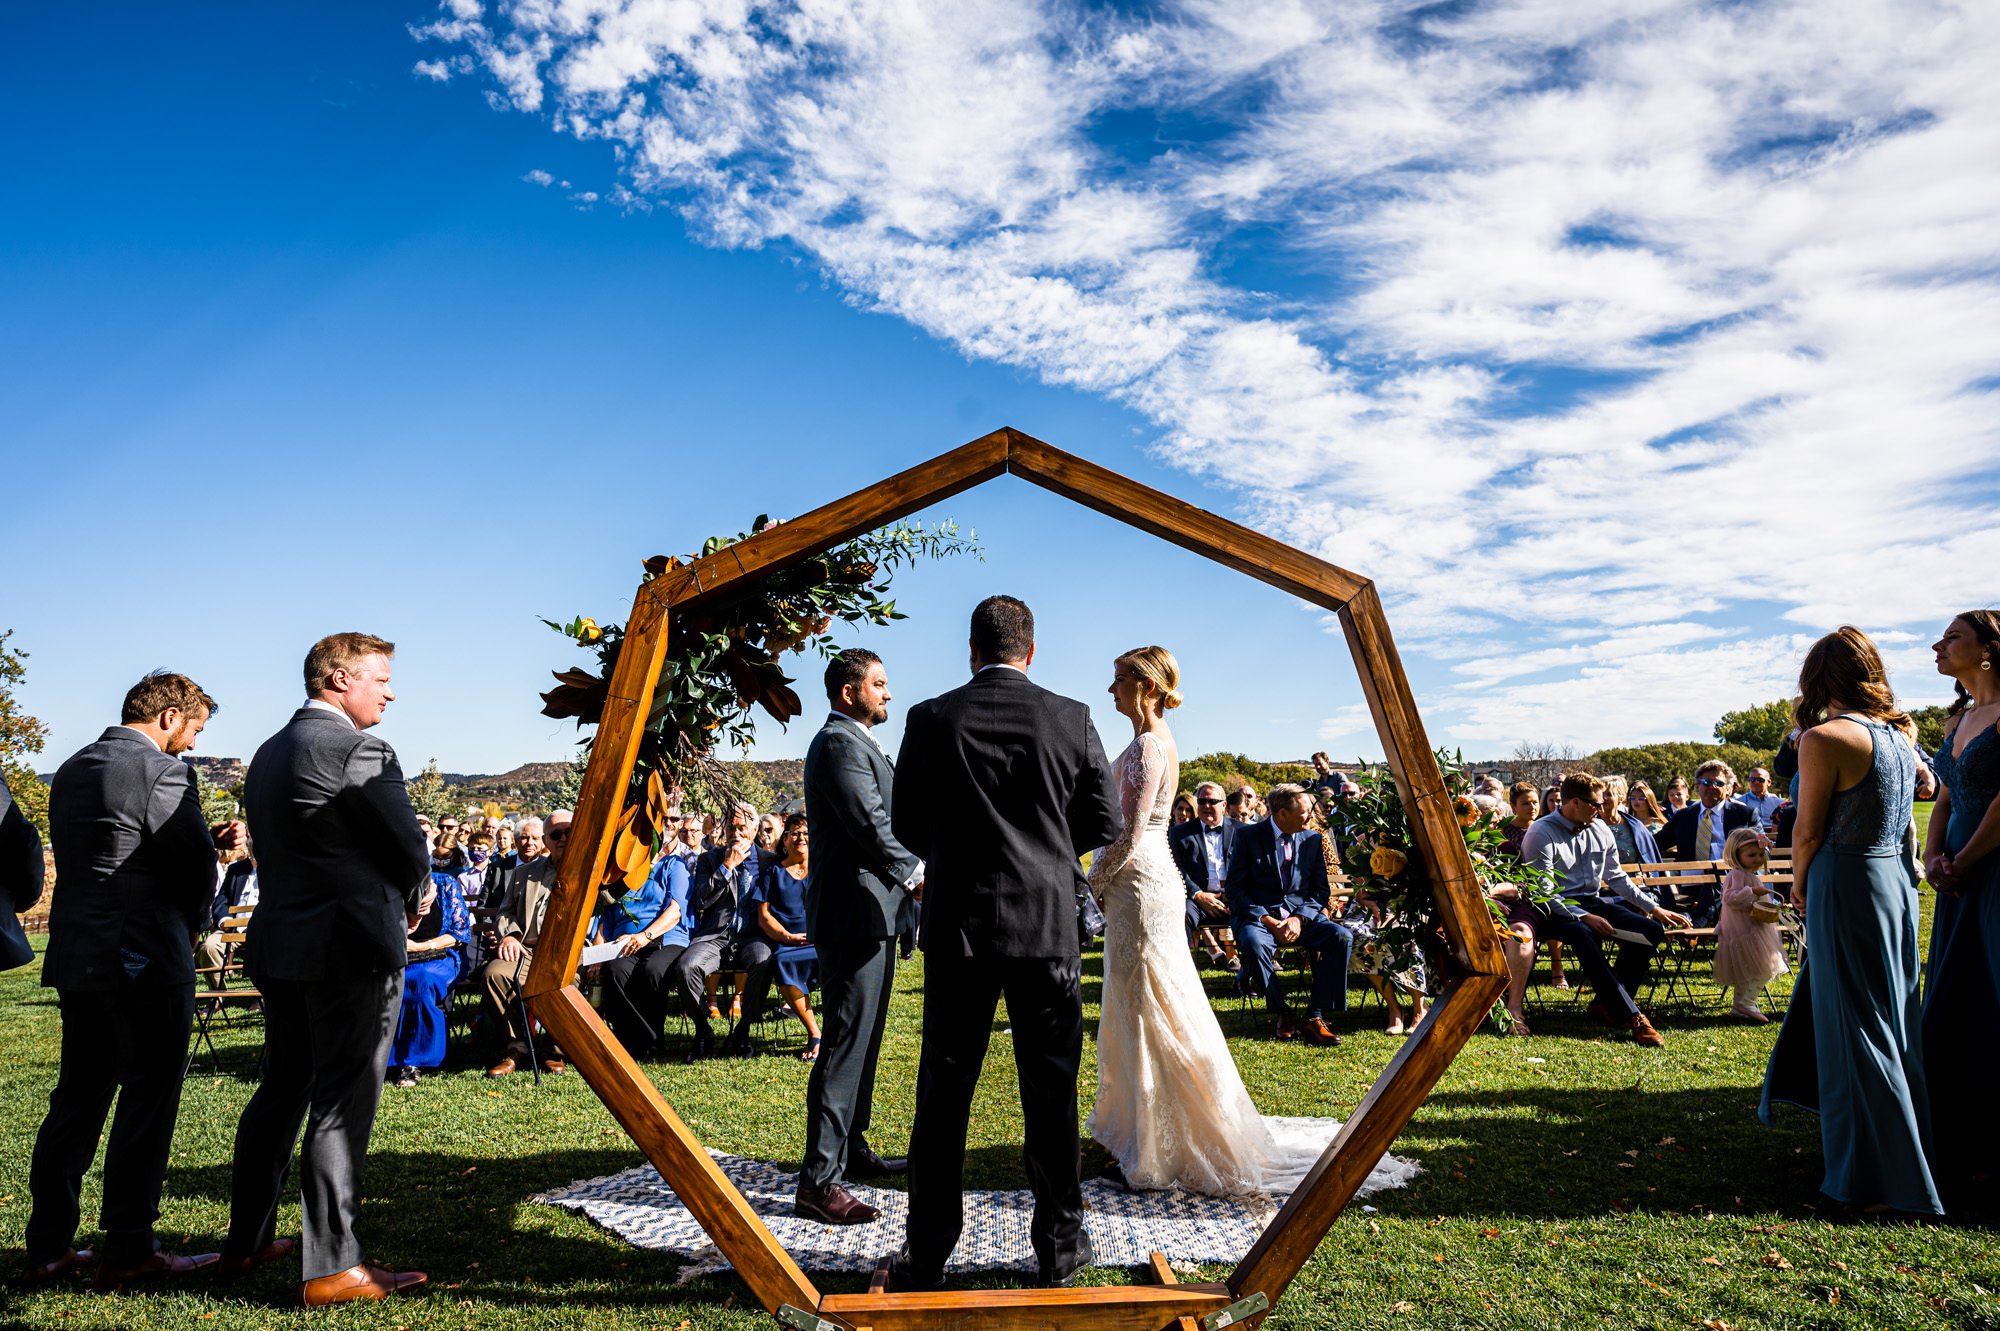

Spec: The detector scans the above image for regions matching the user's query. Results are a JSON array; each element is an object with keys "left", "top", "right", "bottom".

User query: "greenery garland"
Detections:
[{"left": 541, "top": 516, "right": 978, "bottom": 889}]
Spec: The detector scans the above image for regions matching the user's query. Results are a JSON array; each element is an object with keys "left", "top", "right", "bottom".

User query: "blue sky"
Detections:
[{"left": 8, "top": 2, "right": 1999, "bottom": 778}]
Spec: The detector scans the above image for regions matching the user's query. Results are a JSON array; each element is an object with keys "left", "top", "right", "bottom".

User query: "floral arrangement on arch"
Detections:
[
  {"left": 540, "top": 515, "right": 978, "bottom": 893},
  {"left": 1330, "top": 750, "right": 1557, "bottom": 988}
]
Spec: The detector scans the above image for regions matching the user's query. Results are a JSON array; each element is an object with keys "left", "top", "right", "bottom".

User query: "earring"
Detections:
[{"left": 1982, "top": 659, "right": 1993, "bottom": 671}]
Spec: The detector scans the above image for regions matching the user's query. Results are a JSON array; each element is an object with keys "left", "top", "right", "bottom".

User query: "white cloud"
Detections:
[
  {"left": 419, "top": 0, "right": 2000, "bottom": 748},
  {"left": 522, "top": 168, "right": 555, "bottom": 187}
]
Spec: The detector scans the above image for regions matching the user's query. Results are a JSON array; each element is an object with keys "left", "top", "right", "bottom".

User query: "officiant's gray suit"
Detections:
[
  {"left": 224, "top": 705, "right": 430, "bottom": 1280},
  {"left": 799, "top": 712, "right": 920, "bottom": 1193}
]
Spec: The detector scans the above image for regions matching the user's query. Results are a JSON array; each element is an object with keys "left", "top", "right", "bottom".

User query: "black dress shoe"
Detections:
[
  {"left": 849, "top": 1140, "right": 908, "bottom": 1178},
  {"left": 1099, "top": 1159, "right": 1131, "bottom": 1192},
  {"left": 887, "top": 1246, "right": 945, "bottom": 1293},
  {"left": 793, "top": 1182, "right": 880, "bottom": 1225},
  {"left": 684, "top": 1032, "right": 712, "bottom": 1064},
  {"left": 1038, "top": 1231, "right": 1095, "bottom": 1288}
]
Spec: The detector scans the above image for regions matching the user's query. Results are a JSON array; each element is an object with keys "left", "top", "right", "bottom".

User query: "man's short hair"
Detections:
[
  {"left": 1225, "top": 786, "right": 1249, "bottom": 809},
  {"left": 1558, "top": 772, "right": 1606, "bottom": 805},
  {"left": 730, "top": 800, "right": 758, "bottom": 823},
  {"left": 120, "top": 671, "right": 217, "bottom": 724},
  {"left": 969, "top": 595, "right": 1034, "bottom": 663},
  {"left": 304, "top": 632, "right": 395, "bottom": 695},
  {"left": 1311, "top": 751, "right": 1331, "bottom": 765},
  {"left": 1194, "top": 781, "right": 1224, "bottom": 798},
  {"left": 1266, "top": 783, "right": 1312, "bottom": 815},
  {"left": 1749, "top": 767, "right": 1770, "bottom": 780},
  {"left": 824, "top": 648, "right": 882, "bottom": 702},
  {"left": 516, "top": 817, "right": 543, "bottom": 836},
  {"left": 1695, "top": 758, "right": 1736, "bottom": 786}
]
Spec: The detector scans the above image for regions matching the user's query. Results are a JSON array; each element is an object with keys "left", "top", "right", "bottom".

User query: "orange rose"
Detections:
[{"left": 1453, "top": 795, "right": 1479, "bottom": 827}]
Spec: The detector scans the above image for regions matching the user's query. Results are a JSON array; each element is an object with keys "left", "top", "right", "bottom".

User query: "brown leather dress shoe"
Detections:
[
  {"left": 486, "top": 1057, "right": 519, "bottom": 1078},
  {"left": 539, "top": 1058, "right": 566, "bottom": 1075},
  {"left": 1274, "top": 1010, "right": 1298, "bottom": 1041},
  {"left": 216, "top": 1237, "right": 295, "bottom": 1279},
  {"left": 1627, "top": 1014, "right": 1665, "bottom": 1048},
  {"left": 92, "top": 1249, "right": 220, "bottom": 1292},
  {"left": 21, "top": 1248, "right": 92, "bottom": 1286},
  {"left": 300, "top": 1263, "right": 428, "bottom": 1307},
  {"left": 793, "top": 1182, "right": 880, "bottom": 1225},
  {"left": 1302, "top": 1016, "right": 1342, "bottom": 1047}
]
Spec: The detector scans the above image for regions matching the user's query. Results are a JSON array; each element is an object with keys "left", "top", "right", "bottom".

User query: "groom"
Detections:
[{"left": 889, "top": 595, "right": 1121, "bottom": 1291}]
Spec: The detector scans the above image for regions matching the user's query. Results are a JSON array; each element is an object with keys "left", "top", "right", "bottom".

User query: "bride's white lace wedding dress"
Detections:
[{"left": 1086, "top": 728, "right": 1420, "bottom": 1198}]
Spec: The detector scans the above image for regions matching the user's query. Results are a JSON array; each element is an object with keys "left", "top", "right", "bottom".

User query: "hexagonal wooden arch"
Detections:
[{"left": 526, "top": 426, "right": 1508, "bottom": 1330}]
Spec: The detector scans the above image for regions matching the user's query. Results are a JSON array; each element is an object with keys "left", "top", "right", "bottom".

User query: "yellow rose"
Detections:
[
  {"left": 1369, "top": 845, "right": 1408, "bottom": 878},
  {"left": 577, "top": 617, "right": 604, "bottom": 644}
]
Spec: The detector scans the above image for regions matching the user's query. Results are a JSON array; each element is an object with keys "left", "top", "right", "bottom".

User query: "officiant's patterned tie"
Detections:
[{"left": 1698, "top": 807, "right": 1716, "bottom": 860}]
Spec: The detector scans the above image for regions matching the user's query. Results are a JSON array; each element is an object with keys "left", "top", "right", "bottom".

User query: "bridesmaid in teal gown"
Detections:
[
  {"left": 1921, "top": 610, "right": 2000, "bottom": 1209},
  {"left": 1760, "top": 627, "right": 1942, "bottom": 1216}
]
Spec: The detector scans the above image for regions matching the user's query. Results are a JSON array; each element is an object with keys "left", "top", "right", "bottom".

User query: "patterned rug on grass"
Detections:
[{"left": 534, "top": 1123, "right": 1416, "bottom": 1282}]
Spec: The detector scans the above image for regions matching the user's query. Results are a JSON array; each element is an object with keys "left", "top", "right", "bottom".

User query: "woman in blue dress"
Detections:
[
  {"left": 742, "top": 813, "right": 822, "bottom": 1060},
  {"left": 1922, "top": 609, "right": 2000, "bottom": 1208},
  {"left": 390, "top": 840, "right": 471, "bottom": 1088},
  {"left": 1759, "top": 626, "right": 1942, "bottom": 1215}
]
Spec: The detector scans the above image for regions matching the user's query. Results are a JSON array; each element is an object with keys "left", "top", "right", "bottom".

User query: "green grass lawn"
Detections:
[{"left": 2, "top": 902, "right": 1993, "bottom": 1330}]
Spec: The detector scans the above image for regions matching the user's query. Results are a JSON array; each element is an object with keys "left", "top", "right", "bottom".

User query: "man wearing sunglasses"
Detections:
[
  {"left": 1661, "top": 761, "right": 1753, "bottom": 923},
  {"left": 1168, "top": 782, "right": 1237, "bottom": 959}
]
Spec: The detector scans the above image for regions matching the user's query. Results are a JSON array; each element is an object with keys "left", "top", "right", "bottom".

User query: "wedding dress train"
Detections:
[{"left": 1086, "top": 729, "right": 1419, "bottom": 1198}]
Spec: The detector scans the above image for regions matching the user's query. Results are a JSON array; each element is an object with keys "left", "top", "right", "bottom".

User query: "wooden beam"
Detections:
[
  {"left": 1339, "top": 582, "right": 1508, "bottom": 980},
  {"left": 526, "top": 580, "right": 674, "bottom": 999},
  {"left": 817, "top": 1282, "right": 1232, "bottom": 1331},
  {"left": 1226, "top": 969, "right": 1508, "bottom": 1307},
  {"left": 663, "top": 430, "right": 1011, "bottom": 610},
  {"left": 533, "top": 985, "right": 820, "bottom": 1316},
  {"left": 1004, "top": 431, "right": 1368, "bottom": 612}
]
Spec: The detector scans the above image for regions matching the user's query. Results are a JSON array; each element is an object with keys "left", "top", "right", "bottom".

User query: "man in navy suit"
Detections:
[
  {"left": 1660, "top": 759, "right": 1753, "bottom": 923},
  {"left": 1167, "top": 780, "right": 1235, "bottom": 952},
  {"left": 1224, "top": 783, "right": 1352, "bottom": 1045}
]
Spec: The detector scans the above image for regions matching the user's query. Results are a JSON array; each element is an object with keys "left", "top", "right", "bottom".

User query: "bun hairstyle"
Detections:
[{"left": 1118, "top": 645, "right": 1183, "bottom": 711}]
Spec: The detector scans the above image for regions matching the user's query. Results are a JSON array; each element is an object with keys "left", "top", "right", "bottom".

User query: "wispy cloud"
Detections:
[{"left": 417, "top": 0, "right": 2000, "bottom": 748}]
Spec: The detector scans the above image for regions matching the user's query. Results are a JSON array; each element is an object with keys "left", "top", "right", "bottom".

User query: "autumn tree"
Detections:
[{"left": 0, "top": 629, "right": 49, "bottom": 836}]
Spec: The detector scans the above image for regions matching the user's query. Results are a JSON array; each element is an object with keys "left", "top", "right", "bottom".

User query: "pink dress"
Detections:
[{"left": 1712, "top": 868, "right": 1788, "bottom": 991}]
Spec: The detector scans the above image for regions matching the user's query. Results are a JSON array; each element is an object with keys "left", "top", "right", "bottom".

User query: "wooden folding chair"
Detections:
[{"left": 187, "top": 909, "right": 262, "bottom": 1077}]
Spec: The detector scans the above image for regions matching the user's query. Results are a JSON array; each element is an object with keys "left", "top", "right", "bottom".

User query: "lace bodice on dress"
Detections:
[
  {"left": 1091, "top": 730, "right": 1175, "bottom": 885},
  {"left": 1935, "top": 721, "right": 2000, "bottom": 838},
  {"left": 1826, "top": 717, "right": 1915, "bottom": 853}
]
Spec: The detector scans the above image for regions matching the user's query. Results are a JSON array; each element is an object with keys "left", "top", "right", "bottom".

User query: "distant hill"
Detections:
[{"left": 444, "top": 762, "right": 574, "bottom": 789}]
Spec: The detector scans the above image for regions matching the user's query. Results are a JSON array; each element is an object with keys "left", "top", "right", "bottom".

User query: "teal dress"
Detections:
[
  {"left": 1759, "top": 717, "right": 1942, "bottom": 1214},
  {"left": 1924, "top": 720, "right": 2000, "bottom": 1204}
]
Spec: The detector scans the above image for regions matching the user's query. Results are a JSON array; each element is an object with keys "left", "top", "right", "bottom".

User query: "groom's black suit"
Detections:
[{"left": 892, "top": 665, "right": 1121, "bottom": 1283}]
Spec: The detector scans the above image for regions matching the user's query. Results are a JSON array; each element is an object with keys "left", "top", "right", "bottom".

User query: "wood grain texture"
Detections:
[
  {"left": 1226, "top": 968, "right": 1508, "bottom": 1307},
  {"left": 1339, "top": 583, "right": 1508, "bottom": 980},
  {"left": 1005, "top": 431, "right": 1367, "bottom": 611},
  {"left": 526, "top": 585, "right": 674, "bottom": 999},
  {"left": 1147, "top": 1253, "right": 1177, "bottom": 1286},
  {"left": 818, "top": 1282, "right": 1232, "bottom": 1331},
  {"left": 534, "top": 984, "right": 819, "bottom": 1315},
  {"left": 661, "top": 430, "right": 1010, "bottom": 611}
]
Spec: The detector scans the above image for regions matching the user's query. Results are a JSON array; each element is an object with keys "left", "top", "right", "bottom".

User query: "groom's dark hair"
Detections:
[
  {"left": 970, "top": 595, "right": 1034, "bottom": 663},
  {"left": 823, "top": 648, "right": 881, "bottom": 702}
]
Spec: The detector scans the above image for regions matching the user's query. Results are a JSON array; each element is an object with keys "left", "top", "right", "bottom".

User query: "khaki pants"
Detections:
[
  {"left": 480, "top": 948, "right": 538, "bottom": 1057},
  {"left": 195, "top": 932, "right": 230, "bottom": 987}
]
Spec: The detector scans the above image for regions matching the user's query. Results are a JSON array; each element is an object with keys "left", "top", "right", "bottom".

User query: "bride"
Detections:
[{"left": 1085, "top": 645, "right": 1418, "bottom": 1198}]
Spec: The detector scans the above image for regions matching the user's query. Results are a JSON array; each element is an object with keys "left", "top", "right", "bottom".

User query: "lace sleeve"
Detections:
[{"left": 1090, "top": 733, "right": 1168, "bottom": 887}]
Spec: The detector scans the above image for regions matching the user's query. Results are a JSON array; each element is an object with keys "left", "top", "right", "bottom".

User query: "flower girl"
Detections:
[{"left": 1713, "top": 827, "right": 1788, "bottom": 1022}]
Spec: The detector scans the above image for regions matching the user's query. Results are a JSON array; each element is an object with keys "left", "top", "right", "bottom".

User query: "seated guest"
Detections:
[
  {"left": 463, "top": 831, "right": 495, "bottom": 900},
  {"left": 741, "top": 813, "right": 822, "bottom": 1060},
  {"left": 1224, "top": 783, "right": 1352, "bottom": 1045},
  {"left": 1497, "top": 782, "right": 1539, "bottom": 861},
  {"left": 1738, "top": 767, "right": 1784, "bottom": 831},
  {"left": 1660, "top": 759, "right": 1753, "bottom": 922},
  {"left": 1597, "top": 775, "right": 1662, "bottom": 866},
  {"left": 1167, "top": 780, "right": 1238, "bottom": 969},
  {"left": 1663, "top": 774, "right": 1691, "bottom": 814},
  {"left": 390, "top": 840, "right": 470, "bottom": 1088},
  {"left": 494, "top": 823, "right": 514, "bottom": 859},
  {"left": 755, "top": 813, "right": 784, "bottom": 856},
  {"left": 1224, "top": 784, "right": 1258, "bottom": 825},
  {"left": 480, "top": 811, "right": 566, "bottom": 1077},
  {"left": 1170, "top": 790, "right": 1197, "bottom": 826},
  {"left": 667, "top": 813, "right": 704, "bottom": 864},
  {"left": 1315, "top": 805, "right": 1427, "bottom": 1035},
  {"left": 198, "top": 839, "right": 260, "bottom": 986},
  {"left": 592, "top": 847, "right": 690, "bottom": 1060},
  {"left": 1540, "top": 784, "right": 1561, "bottom": 818},
  {"left": 1521, "top": 773, "right": 1689, "bottom": 1047},
  {"left": 1626, "top": 781, "right": 1668, "bottom": 833},
  {"left": 1498, "top": 780, "right": 1568, "bottom": 993},
  {"left": 670, "top": 801, "right": 766, "bottom": 1061},
  {"left": 483, "top": 816, "right": 543, "bottom": 906}
]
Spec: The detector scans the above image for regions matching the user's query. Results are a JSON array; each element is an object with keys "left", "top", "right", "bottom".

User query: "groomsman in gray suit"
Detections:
[
  {"left": 221, "top": 633, "right": 432, "bottom": 1306},
  {"left": 25, "top": 673, "right": 240, "bottom": 1290},
  {"left": 795, "top": 649, "right": 921, "bottom": 1225}
]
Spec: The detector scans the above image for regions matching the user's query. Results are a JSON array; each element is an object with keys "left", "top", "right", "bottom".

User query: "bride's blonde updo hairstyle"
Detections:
[{"left": 1118, "top": 645, "right": 1183, "bottom": 712}]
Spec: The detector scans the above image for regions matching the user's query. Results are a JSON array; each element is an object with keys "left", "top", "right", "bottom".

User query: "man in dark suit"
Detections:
[
  {"left": 1167, "top": 779, "right": 1237, "bottom": 950},
  {"left": 1660, "top": 760, "right": 1753, "bottom": 922},
  {"left": 669, "top": 801, "right": 767, "bottom": 1059},
  {"left": 1224, "top": 784, "right": 1353, "bottom": 1045},
  {"left": 221, "top": 633, "right": 431, "bottom": 1307},
  {"left": 1, "top": 769, "right": 45, "bottom": 972},
  {"left": 25, "top": 673, "right": 239, "bottom": 1290},
  {"left": 889, "top": 595, "right": 1121, "bottom": 1292},
  {"left": 795, "top": 648, "right": 922, "bottom": 1225}
]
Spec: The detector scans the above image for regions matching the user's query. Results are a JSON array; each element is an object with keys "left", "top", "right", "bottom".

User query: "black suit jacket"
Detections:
[
  {"left": 1168, "top": 817, "right": 1238, "bottom": 901},
  {"left": 1223, "top": 818, "right": 1333, "bottom": 922},
  {"left": 893, "top": 667, "right": 1121, "bottom": 959},
  {"left": 43, "top": 727, "right": 217, "bottom": 990},
  {"left": 688, "top": 843, "right": 767, "bottom": 940},
  {"left": 1, "top": 769, "right": 44, "bottom": 915},
  {"left": 803, "top": 715, "right": 919, "bottom": 950},
  {"left": 1661, "top": 800, "right": 1753, "bottom": 861},
  {"left": 242, "top": 706, "right": 430, "bottom": 980}
]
